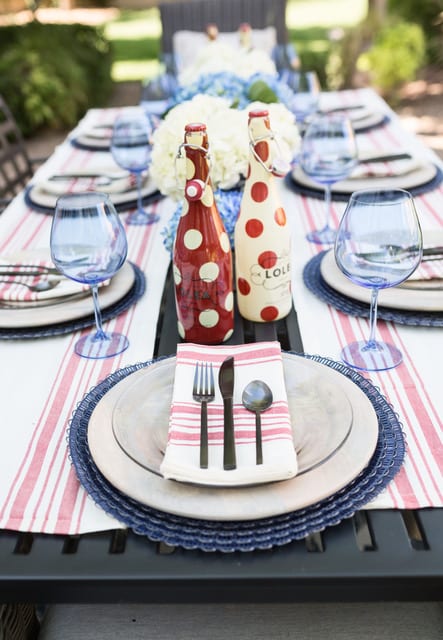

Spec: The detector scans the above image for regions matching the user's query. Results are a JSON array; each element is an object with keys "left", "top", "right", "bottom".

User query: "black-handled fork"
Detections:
[{"left": 193, "top": 362, "right": 215, "bottom": 469}]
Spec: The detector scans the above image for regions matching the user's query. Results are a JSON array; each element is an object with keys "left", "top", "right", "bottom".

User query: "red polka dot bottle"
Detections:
[
  {"left": 173, "top": 122, "right": 234, "bottom": 344},
  {"left": 234, "top": 109, "right": 292, "bottom": 322}
]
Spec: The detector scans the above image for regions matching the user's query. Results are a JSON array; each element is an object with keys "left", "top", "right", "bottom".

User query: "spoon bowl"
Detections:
[{"left": 242, "top": 380, "right": 273, "bottom": 465}]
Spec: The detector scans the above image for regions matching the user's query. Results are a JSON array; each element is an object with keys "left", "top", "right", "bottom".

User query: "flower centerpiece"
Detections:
[{"left": 149, "top": 70, "right": 300, "bottom": 253}]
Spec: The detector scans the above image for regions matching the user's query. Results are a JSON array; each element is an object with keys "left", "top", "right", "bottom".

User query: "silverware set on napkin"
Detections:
[{"left": 193, "top": 357, "right": 274, "bottom": 470}]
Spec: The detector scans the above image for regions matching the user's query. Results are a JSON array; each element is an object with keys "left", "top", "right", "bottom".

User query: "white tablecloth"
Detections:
[{"left": 0, "top": 89, "right": 441, "bottom": 535}]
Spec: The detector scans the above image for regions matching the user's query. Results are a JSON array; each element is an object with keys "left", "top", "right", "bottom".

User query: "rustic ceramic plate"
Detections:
[{"left": 87, "top": 352, "right": 379, "bottom": 521}]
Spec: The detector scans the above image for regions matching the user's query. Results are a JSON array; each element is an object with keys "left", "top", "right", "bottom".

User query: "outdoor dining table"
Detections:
[{"left": 0, "top": 87, "right": 442, "bottom": 604}]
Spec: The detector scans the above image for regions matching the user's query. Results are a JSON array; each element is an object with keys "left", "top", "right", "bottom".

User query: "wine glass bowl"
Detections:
[
  {"left": 281, "top": 70, "right": 320, "bottom": 127},
  {"left": 300, "top": 112, "right": 357, "bottom": 245},
  {"left": 334, "top": 188, "right": 422, "bottom": 371},
  {"left": 50, "top": 191, "right": 130, "bottom": 359},
  {"left": 111, "top": 110, "right": 159, "bottom": 226}
]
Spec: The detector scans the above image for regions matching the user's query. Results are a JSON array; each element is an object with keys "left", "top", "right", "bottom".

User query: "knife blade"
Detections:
[
  {"left": 218, "top": 356, "right": 236, "bottom": 470},
  {"left": 358, "top": 152, "right": 412, "bottom": 163}
]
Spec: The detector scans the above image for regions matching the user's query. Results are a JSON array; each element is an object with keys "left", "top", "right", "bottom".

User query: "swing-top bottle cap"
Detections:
[
  {"left": 185, "top": 122, "right": 207, "bottom": 132},
  {"left": 248, "top": 109, "right": 269, "bottom": 119}
]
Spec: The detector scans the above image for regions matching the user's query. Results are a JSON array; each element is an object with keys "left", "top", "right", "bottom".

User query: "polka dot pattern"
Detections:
[
  {"left": 251, "top": 181, "right": 268, "bottom": 203},
  {"left": 173, "top": 122, "right": 234, "bottom": 344},
  {"left": 234, "top": 110, "right": 292, "bottom": 323},
  {"left": 245, "top": 218, "right": 263, "bottom": 238},
  {"left": 184, "top": 229, "right": 203, "bottom": 250}
]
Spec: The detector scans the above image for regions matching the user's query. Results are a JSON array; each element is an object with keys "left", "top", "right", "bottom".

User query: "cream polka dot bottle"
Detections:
[
  {"left": 234, "top": 109, "right": 292, "bottom": 322},
  {"left": 173, "top": 123, "right": 234, "bottom": 344}
]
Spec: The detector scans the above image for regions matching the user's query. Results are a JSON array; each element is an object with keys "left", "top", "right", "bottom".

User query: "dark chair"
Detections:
[
  {"left": 0, "top": 95, "right": 44, "bottom": 212},
  {"left": 158, "top": 0, "right": 290, "bottom": 61}
]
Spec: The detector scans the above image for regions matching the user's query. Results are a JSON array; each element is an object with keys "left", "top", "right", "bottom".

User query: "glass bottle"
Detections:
[
  {"left": 173, "top": 122, "right": 234, "bottom": 344},
  {"left": 234, "top": 109, "right": 292, "bottom": 322}
]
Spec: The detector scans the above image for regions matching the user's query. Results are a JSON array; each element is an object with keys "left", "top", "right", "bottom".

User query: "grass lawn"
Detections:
[{"left": 105, "top": 0, "right": 368, "bottom": 83}]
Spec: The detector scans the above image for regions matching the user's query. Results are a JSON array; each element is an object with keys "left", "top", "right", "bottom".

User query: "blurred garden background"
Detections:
[{"left": 0, "top": 0, "right": 441, "bottom": 156}]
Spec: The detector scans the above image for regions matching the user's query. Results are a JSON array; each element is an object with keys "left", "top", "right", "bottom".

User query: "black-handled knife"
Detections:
[{"left": 218, "top": 356, "right": 236, "bottom": 470}]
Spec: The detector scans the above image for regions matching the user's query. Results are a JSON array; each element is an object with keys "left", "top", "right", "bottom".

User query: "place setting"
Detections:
[
  {"left": 68, "top": 337, "right": 406, "bottom": 552},
  {"left": 0, "top": 192, "right": 145, "bottom": 342},
  {"left": 26, "top": 109, "right": 163, "bottom": 218},
  {"left": 285, "top": 111, "right": 443, "bottom": 202},
  {"left": 304, "top": 213, "right": 443, "bottom": 330}
]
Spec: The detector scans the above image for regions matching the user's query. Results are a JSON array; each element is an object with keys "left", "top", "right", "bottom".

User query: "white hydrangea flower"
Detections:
[
  {"left": 179, "top": 42, "right": 277, "bottom": 86},
  {"left": 150, "top": 94, "right": 300, "bottom": 200}
]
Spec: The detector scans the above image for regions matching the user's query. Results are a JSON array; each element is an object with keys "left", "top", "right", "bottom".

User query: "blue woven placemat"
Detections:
[
  {"left": 0, "top": 262, "right": 145, "bottom": 340},
  {"left": 68, "top": 352, "right": 405, "bottom": 553},
  {"left": 303, "top": 251, "right": 443, "bottom": 327},
  {"left": 284, "top": 164, "right": 443, "bottom": 202},
  {"left": 24, "top": 185, "right": 163, "bottom": 215}
]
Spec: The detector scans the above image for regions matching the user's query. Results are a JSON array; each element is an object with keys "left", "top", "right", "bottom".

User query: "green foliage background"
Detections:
[{"left": 0, "top": 22, "right": 113, "bottom": 136}]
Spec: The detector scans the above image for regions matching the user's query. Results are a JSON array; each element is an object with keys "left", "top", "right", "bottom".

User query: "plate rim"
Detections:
[
  {"left": 87, "top": 352, "right": 379, "bottom": 521},
  {"left": 111, "top": 355, "right": 355, "bottom": 485}
]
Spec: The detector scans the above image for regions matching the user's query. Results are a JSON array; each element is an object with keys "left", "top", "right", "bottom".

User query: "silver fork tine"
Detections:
[{"left": 192, "top": 361, "right": 215, "bottom": 469}]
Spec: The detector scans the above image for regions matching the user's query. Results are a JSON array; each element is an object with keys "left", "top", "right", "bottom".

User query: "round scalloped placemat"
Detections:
[
  {"left": 303, "top": 252, "right": 443, "bottom": 327},
  {"left": 68, "top": 352, "right": 405, "bottom": 553}
]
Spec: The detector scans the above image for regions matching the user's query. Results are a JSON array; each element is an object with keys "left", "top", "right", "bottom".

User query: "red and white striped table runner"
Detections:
[{"left": 0, "top": 89, "right": 441, "bottom": 537}]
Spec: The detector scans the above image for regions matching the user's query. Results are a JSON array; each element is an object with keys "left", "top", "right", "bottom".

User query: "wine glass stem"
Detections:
[
  {"left": 91, "top": 284, "right": 107, "bottom": 341},
  {"left": 367, "top": 287, "right": 379, "bottom": 348},
  {"left": 324, "top": 184, "right": 332, "bottom": 230},
  {"left": 136, "top": 172, "right": 143, "bottom": 213}
]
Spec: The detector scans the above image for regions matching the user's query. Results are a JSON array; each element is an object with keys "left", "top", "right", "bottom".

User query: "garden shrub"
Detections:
[
  {"left": 357, "top": 21, "right": 426, "bottom": 99},
  {"left": 0, "top": 22, "right": 113, "bottom": 136}
]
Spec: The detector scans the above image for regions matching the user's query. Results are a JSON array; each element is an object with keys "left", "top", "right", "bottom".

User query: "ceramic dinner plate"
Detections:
[
  {"left": 320, "top": 248, "right": 443, "bottom": 312},
  {"left": 87, "top": 353, "right": 379, "bottom": 521},
  {"left": 112, "top": 356, "right": 353, "bottom": 480},
  {"left": 291, "top": 161, "right": 438, "bottom": 197},
  {"left": 25, "top": 175, "right": 160, "bottom": 214},
  {"left": 0, "top": 260, "right": 135, "bottom": 328}
]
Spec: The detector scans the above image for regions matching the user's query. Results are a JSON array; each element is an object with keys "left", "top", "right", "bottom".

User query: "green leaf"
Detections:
[{"left": 247, "top": 80, "right": 278, "bottom": 104}]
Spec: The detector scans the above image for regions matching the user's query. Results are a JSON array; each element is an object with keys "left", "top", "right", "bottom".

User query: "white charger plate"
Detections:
[
  {"left": 26, "top": 175, "right": 159, "bottom": 213},
  {"left": 0, "top": 259, "right": 135, "bottom": 328},
  {"left": 291, "top": 161, "right": 437, "bottom": 196},
  {"left": 87, "top": 353, "right": 379, "bottom": 521},
  {"left": 320, "top": 248, "right": 443, "bottom": 312}
]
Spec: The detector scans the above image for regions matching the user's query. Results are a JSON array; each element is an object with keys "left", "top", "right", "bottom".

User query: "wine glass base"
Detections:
[
  {"left": 340, "top": 340, "right": 403, "bottom": 372},
  {"left": 75, "top": 331, "right": 129, "bottom": 359},
  {"left": 306, "top": 227, "right": 336, "bottom": 245},
  {"left": 127, "top": 210, "right": 160, "bottom": 226}
]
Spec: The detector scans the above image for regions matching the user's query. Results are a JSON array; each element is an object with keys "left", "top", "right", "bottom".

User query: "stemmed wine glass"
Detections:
[
  {"left": 281, "top": 70, "right": 320, "bottom": 130},
  {"left": 300, "top": 112, "right": 358, "bottom": 245},
  {"left": 111, "top": 109, "right": 159, "bottom": 226},
  {"left": 335, "top": 188, "right": 422, "bottom": 372},
  {"left": 50, "top": 191, "right": 130, "bottom": 359}
]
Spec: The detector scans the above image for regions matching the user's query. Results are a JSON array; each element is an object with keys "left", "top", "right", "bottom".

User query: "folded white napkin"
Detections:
[
  {"left": 160, "top": 341, "right": 298, "bottom": 487},
  {"left": 36, "top": 171, "right": 138, "bottom": 196},
  {"left": 351, "top": 155, "right": 423, "bottom": 179},
  {"left": 0, "top": 258, "right": 108, "bottom": 302},
  {"left": 407, "top": 257, "right": 443, "bottom": 281}
]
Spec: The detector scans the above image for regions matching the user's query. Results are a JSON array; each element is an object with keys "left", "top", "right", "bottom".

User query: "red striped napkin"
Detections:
[
  {"left": 160, "top": 341, "right": 298, "bottom": 486},
  {"left": 0, "top": 259, "right": 90, "bottom": 302}
]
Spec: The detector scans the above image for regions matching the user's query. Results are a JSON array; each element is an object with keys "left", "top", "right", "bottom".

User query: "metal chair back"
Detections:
[{"left": 0, "top": 95, "right": 34, "bottom": 206}]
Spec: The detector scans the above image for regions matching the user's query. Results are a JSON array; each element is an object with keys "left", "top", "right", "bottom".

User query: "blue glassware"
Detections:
[
  {"left": 301, "top": 112, "right": 357, "bottom": 244},
  {"left": 335, "top": 188, "right": 422, "bottom": 371},
  {"left": 111, "top": 110, "right": 159, "bottom": 225},
  {"left": 50, "top": 191, "right": 130, "bottom": 359}
]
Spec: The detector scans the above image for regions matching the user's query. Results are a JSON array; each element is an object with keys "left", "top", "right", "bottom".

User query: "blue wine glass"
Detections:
[
  {"left": 281, "top": 70, "right": 320, "bottom": 129},
  {"left": 111, "top": 110, "right": 159, "bottom": 226},
  {"left": 335, "top": 188, "right": 422, "bottom": 371},
  {"left": 50, "top": 191, "right": 130, "bottom": 359},
  {"left": 300, "top": 112, "right": 357, "bottom": 245}
]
